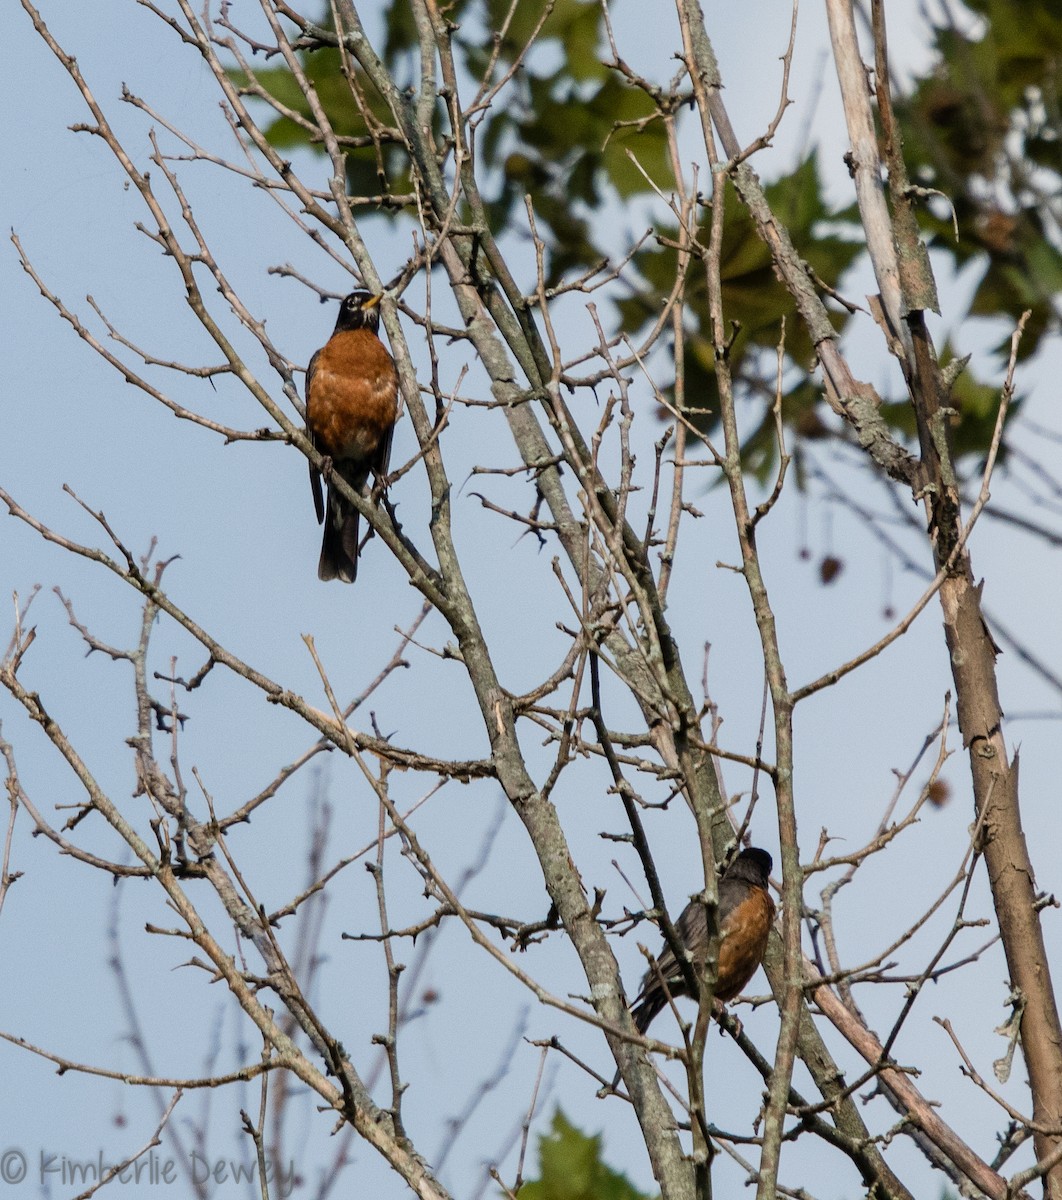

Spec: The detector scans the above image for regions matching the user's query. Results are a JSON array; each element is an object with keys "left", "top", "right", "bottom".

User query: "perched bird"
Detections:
[
  {"left": 305, "top": 291, "right": 399, "bottom": 583},
  {"left": 628, "top": 847, "right": 775, "bottom": 1034}
]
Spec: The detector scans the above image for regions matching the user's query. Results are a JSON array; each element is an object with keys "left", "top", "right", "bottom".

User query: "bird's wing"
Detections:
[
  {"left": 306, "top": 347, "right": 326, "bottom": 524},
  {"left": 372, "top": 412, "right": 396, "bottom": 480},
  {"left": 637, "top": 897, "right": 702, "bottom": 996},
  {"left": 309, "top": 461, "right": 325, "bottom": 525},
  {"left": 717, "top": 875, "right": 751, "bottom": 932},
  {"left": 306, "top": 346, "right": 321, "bottom": 402},
  {"left": 369, "top": 353, "right": 399, "bottom": 480}
]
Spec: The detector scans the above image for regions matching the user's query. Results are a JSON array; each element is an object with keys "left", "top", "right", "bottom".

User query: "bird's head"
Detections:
[
  {"left": 334, "top": 291, "right": 383, "bottom": 334},
  {"left": 727, "top": 847, "right": 773, "bottom": 886}
]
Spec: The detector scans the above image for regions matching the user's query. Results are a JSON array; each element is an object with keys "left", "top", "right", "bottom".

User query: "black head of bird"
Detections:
[{"left": 333, "top": 290, "right": 383, "bottom": 334}]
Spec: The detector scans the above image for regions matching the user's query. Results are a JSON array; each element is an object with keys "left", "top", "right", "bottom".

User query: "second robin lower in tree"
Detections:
[
  {"left": 628, "top": 847, "right": 775, "bottom": 1033},
  {"left": 306, "top": 291, "right": 400, "bottom": 583},
  {"left": 614, "top": 849, "right": 772, "bottom": 1094},
  {"left": 611, "top": 847, "right": 775, "bottom": 1088}
]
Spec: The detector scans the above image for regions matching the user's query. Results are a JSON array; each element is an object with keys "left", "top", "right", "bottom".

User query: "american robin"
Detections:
[
  {"left": 305, "top": 291, "right": 400, "bottom": 583},
  {"left": 628, "top": 847, "right": 775, "bottom": 1034}
]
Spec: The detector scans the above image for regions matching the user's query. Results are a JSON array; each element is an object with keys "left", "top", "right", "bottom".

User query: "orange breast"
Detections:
[
  {"left": 306, "top": 329, "right": 399, "bottom": 464},
  {"left": 716, "top": 888, "right": 775, "bottom": 1001}
]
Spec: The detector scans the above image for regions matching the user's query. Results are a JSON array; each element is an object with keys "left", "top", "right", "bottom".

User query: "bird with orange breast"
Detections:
[
  {"left": 629, "top": 847, "right": 775, "bottom": 1032},
  {"left": 612, "top": 847, "right": 775, "bottom": 1088},
  {"left": 305, "top": 291, "right": 399, "bottom": 583}
]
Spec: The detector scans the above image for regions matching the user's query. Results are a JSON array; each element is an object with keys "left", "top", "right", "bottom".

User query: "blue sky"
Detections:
[{"left": 3, "top": 3, "right": 1061, "bottom": 1198}]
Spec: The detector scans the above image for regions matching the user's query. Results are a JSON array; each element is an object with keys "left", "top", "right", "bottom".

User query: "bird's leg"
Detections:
[
  {"left": 319, "top": 454, "right": 336, "bottom": 483},
  {"left": 714, "top": 1000, "right": 742, "bottom": 1040},
  {"left": 369, "top": 468, "right": 390, "bottom": 501}
]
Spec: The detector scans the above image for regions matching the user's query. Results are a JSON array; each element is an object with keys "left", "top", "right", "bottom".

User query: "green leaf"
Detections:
[
  {"left": 893, "top": 0, "right": 1062, "bottom": 368},
  {"left": 517, "top": 1111, "right": 654, "bottom": 1200},
  {"left": 620, "top": 152, "right": 861, "bottom": 457}
]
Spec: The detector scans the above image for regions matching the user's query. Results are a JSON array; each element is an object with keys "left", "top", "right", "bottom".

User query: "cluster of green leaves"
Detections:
[
  {"left": 615, "top": 152, "right": 863, "bottom": 482},
  {"left": 896, "top": 0, "right": 1062, "bottom": 363},
  {"left": 513, "top": 1111, "right": 959, "bottom": 1199},
  {"left": 240, "top": 1, "right": 1058, "bottom": 469},
  {"left": 239, "top": 1, "right": 862, "bottom": 473},
  {"left": 472, "top": 2, "right": 672, "bottom": 280},
  {"left": 228, "top": 34, "right": 416, "bottom": 205},
  {"left": 236, "top": 0, "right": 673, "bottom": 276},
  {"left": 517, "top": 1111, "right": 653, "bottom": 1200}
]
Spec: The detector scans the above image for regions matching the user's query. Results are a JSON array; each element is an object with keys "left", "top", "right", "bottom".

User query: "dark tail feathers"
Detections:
[{"left": 318, "top": 487, "right": 360, "bottom": 584}]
